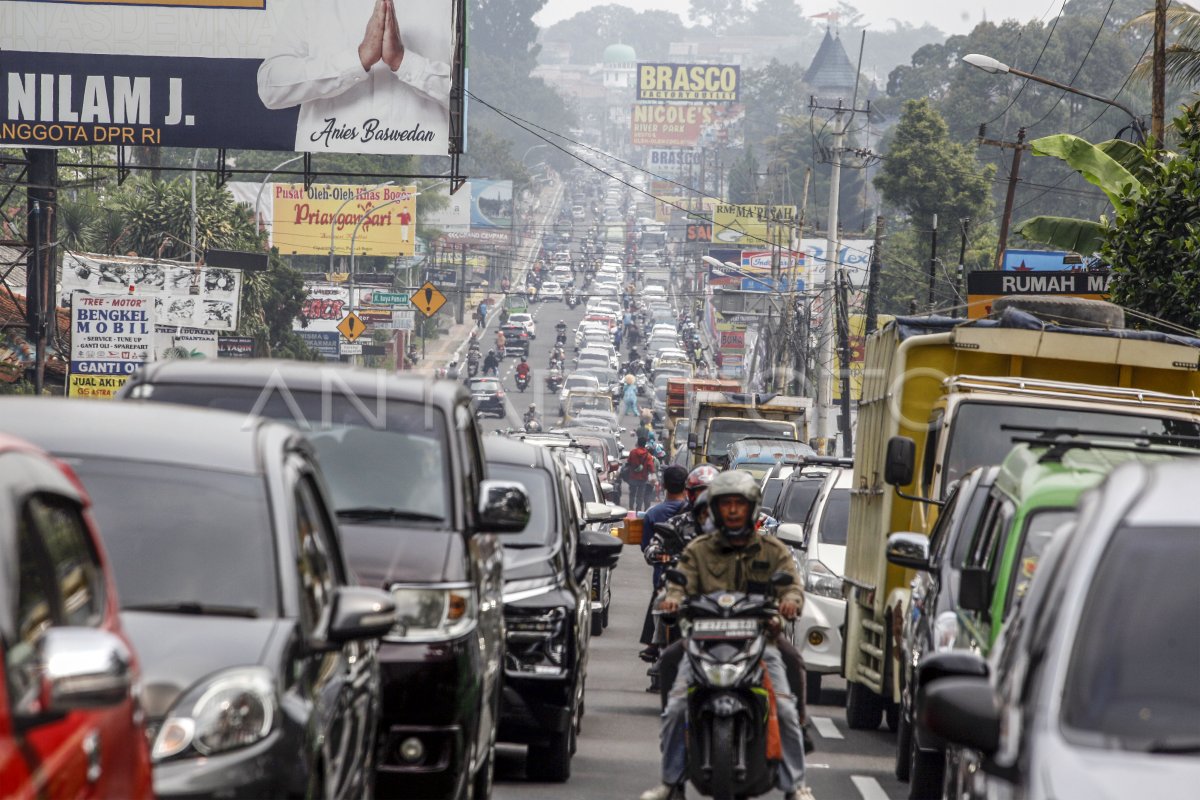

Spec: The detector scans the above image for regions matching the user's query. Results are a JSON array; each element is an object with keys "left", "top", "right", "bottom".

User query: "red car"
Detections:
[{"left": 0, "top": 434, "right": 153, "bottom": 800}]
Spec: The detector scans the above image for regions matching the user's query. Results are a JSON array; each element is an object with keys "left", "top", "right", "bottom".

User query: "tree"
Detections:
[
  {"left": 1127, "top": 4, "right": 1200, "bottom": 87},
  {"left": 689, "top": 0, "right": 749, "bottom": 30},
  {"left": 727, "top": 147, "right": 760, "bottom": 203},
  {"left": 874, "top": 99, "right": 995, "bottom": 227},
  {"left": 470, "top": 0, "right": 545, "bottom": 75},
  {"left": 540, "top": 5, "right": 691, "bottom": 63},
  {"left": 1104, "top": 103, "right": 1200, "bottom": 331}
]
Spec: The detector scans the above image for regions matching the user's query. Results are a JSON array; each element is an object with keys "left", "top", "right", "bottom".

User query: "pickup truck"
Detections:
[{"left": 686, "top": 390, "right": 813, "bottom": 469}]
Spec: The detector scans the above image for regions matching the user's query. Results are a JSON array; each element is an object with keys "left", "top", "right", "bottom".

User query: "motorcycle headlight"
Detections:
[
  {"left": 700, "top": 660, "right": 752, "bottom": 688},
  {"left": 152, "top": 667, "right": 276, "bottom": 762},
  {"left": 804, "top": 560, "right": 843, "bottom": 599},
  {"left": 386, "top": 584, "right": 477, "bottom": 642},
  {"left": 933, "top": 610, "right": 960, "bottom": 652}
]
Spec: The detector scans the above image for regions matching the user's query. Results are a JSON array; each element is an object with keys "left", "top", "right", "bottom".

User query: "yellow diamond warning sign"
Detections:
[
  {"left": 337, "top": 311, "right": 366, "bottom": 341},
  {"left": 410, "top": 282, "right": 448, "bottom": 317}
]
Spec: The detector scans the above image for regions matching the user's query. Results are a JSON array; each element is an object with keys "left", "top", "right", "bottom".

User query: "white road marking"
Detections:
[
  {"left": 811, "top": 716, "right": 843, "bottom": 740},
  {"left": 850, "top": 775, "right": 890, "bottom": 800}
]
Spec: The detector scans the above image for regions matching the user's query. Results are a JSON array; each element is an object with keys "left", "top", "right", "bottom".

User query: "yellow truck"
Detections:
[
  {"left": 843, "top": 312, "right": 1200, "bottom": 729},
  {"left": 685, "top": 390, "right": 814, "bottom": 468}
]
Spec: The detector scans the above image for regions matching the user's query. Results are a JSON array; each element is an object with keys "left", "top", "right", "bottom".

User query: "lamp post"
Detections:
[
  {"left": 252, "top": 154, "right": 304, "bottom": 236},
  {"left": 328, "top": 180, "right": 394, "bottom": 273},
  {"left": 962, "top": 53, "right": 1145, "bottom": 142},
  {"left": 521, "top": 144, "right": 549, "bottom": 168}
]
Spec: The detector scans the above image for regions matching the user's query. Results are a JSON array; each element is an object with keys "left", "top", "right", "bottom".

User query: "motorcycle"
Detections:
[
  {"left": 546, "top": 370, "right": 564, "bottom": 393},
  {"left": 523, "top": 417, "right": 542, "bottom": 433},
  {"left": 515, "top": 372, "right": 530, "bottom": 392},
  {"left": 662, "top": 569, "right": 795, "bottom": 800}
]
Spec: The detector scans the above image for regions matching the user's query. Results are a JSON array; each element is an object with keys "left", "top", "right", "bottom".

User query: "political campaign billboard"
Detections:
[
  {"left": 1, "top": 0, "right": 463, "bottom": 156},
  {"left": 270, "top": 184, "right": 417, "bottom": 257},
  {"left": 637, "top": 63, "right": 740, "bottom": 102}
]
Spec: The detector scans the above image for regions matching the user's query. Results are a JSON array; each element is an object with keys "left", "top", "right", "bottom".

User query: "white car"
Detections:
[
  {"left": 553, "top": 264, "right": 573, "bottom": 281},
  {"left": 540, "top": 281, "right": 564, "bottom": 301},
  {"left": 592, "top": 281, "right": 620, "bottom": 297},
  {"left": 780, "top": 468, "right": 851, "bottom": 703},
  {"left": 643, "top": 285, "right": 667, "bottom": 301},
  {"left": 507, "top": 312, "right": 536, "bottom": 339}
]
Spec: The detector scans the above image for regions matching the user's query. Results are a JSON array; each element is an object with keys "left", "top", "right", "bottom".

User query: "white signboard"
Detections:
[
  {"left": 297, "top": 281, "right": 351, "bottom": 333},
  {"left": 393, "top": 309, "right": 416, "bottom": 330},
  {"left": 154, "top": 327, "right": 219, "bottom": 361},
  {"left": 61, "top": 253, "right": 241, "bottom": 331},
  {"left": 422, "top": 181, "right": 471, "bottom": 230}
]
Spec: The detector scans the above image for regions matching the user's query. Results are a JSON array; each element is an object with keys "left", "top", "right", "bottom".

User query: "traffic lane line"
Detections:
[
  {"left": 851, "top": 775, "right": 891, "bottom": 800},
  {"left": 811, "top": 716, "right": 844, "bottom": 740}
]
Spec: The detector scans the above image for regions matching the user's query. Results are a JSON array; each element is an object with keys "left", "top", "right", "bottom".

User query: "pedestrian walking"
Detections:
[
  {"left": 625, "top": 433, "right": 656, "bottom": 513},
  {"left": 622, "top": 374, "right": 639, "bottom": 417}
]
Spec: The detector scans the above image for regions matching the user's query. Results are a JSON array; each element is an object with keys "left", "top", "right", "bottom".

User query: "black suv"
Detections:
[
  {"left": 482, "top": 437, "right": 622, "bottom": 782},
  {"left": 119, "top": 361, "right": 530, "bottom": 800}
]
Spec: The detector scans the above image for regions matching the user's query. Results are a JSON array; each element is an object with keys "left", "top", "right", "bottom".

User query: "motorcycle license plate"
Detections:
[{"left": 691, "top": 619, "right": 757, "bottom": 637}]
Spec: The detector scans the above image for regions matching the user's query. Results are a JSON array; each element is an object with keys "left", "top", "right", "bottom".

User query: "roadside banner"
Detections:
[
  {"left": 632, "top": 105, "right": 714, "bottom": 146},
  {"left": 711, "top": 204, "right": 797, "bottom": 247},
  {"left": 297, "top": 330, "right": 341, "bottom": 360},
  {"left": 297, "top": 282, "right": 350, "bottom": 333},
  {"left": 966, "top": 269, "right": 1111, "bottom": 319},
  {"left": 154, "top": 327, "right": 218, "bottom": 360},
  {"left": 0, "top": 1, "right": 462, "bottom": 156},
  {"left": 69, "top": 292, "right": 154, "bottom": 399},
  {"left": 1001, "top": 249, "right": 1102, "bottom": 271},
  {"left": 271, "top": 184, "right": 417, "bottom": 256},
  {"left": 218, "top": 336, "right": 257, "bottom": 359}
]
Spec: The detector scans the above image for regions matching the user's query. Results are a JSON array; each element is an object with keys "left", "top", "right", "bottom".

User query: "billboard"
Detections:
[
  {"left": 0, "top": 0, "right": 461, "bottom": 155},
  {"left": 271, "top": 184, "right": 417, "bottom": 257},
  {"left": 1001, "top": 249, "right": 1102, "bottom": 271},
  {"left": 708, "top": 240, "right": 874, "bottom": 288},
  {"left": 647, "top": 148, "right": 702, "bottom": 177},
  {"left": 297, "top": 282, "right": 350, "bottom": 333},
  {"left": 632, "top": 105, "right": 713, "bottom": 146},
  {"left": 61, "top": 253, "right": 241, "bottom": 331},
  {"left": 422, "top": 182, "right": 472, "bottom": 231},
  {"left": 471, "top": 180, "right": 514, "bottom": 230},
  {"left": 711, "top": 204, "right": 798, "bottom": 247},
  {"left": 966, "top": 269, "right": 1111, "bottom": 319},
  {"left": 637, "top": 63, "right": 740, "bottom": 102},
  {"left": 69, "top": 293, "right": 154, "bottom": 399}
]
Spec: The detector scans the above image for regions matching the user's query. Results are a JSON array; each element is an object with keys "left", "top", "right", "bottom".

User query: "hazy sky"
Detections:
[{"left": 535, "top": 0, "right": 1060, "bottom": 35}]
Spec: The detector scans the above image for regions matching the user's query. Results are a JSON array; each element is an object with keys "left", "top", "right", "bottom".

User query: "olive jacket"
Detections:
[{"left": 663, "top": 532, "right": 804, "bottom": 609}]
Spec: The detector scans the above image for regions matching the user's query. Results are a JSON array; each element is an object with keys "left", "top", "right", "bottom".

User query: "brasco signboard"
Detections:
[{"left": 637, "top": 63, "right": 740, "bottom": 103}]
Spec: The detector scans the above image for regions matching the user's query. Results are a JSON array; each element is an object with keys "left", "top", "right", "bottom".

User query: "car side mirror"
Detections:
[
  {"left": 776, "top": 522, "right": 805, "bottom": 548},
  {"left": 915, "top": 650, "right": 989, "bottom": 692},
  {"left": 687, "top": 433, "right": 698, "bottom": 451},
  {"left": 885, "top": 436, "right": 916, "bottom": 486},
  {"left": 578, "top": 529, "right": 623, "bottom": 569},
  {"left": 886, "top": 532, "right": 931, "bottom": 571},
  {"left": 959, "top": 566, "right": 992, "bottom": 614},
  {"left": 15, "top": 628, "right": 133, "bottom": 721},
  {"left": 584, "top": 501, "right": 619, "bottom": 523},
  {"left": 478, "top": 480, "right": 532, "bottom": 533},
  {"left": 918, "top": 676, "right": 1000, "bottom": 756},
  {"left": 325, "top": 586, "right": 398, "bottom": 644},
  {"left": 600, "top": 481, "right": 615, "bottom": 495}
]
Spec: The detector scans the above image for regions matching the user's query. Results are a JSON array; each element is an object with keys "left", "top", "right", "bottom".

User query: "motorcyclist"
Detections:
[
  {"left": 555, "top": 319, "right": 567, "bottom": 337},
  {"left": 482, "top": 349, "right": 499, "bottom": 377},
  {"left": 495, "top": 329, "right": 506, "bottom": 354},
  {"left": 445, "top": 359, "right": 461, "bottom": 380},
  {"left": 642, "top": 470, "right": 809, "bottom": 800},
  {"left": 515, "top": 357, "right": 531, "bottom": 382},
  {"left": 523, "top": 403, "right": 539, "bottom": 427},
  {"left": 549, "top": 347, "right": 564, "bottom": 371}
]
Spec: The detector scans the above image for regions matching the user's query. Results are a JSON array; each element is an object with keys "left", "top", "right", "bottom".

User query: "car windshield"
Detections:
[
  {"left": 65, "top": 458, "right": 278, "bottom": 617},
  {"left": 1007, "top": 508, "right": 1076, "bottom": 610},
  {"left": 144, "top": 384, "right": 451, "bottom": 523},
  {"left": 567, "top": 459, "right": 599, "bottom": 503},
  {"left": 762, "top": 477, "right": 786, "bottom": 514},
  {"left": 816, "top": 488, "right": 851, "bottom": 546},
  {"left": 944, "top": 403, "right": 1200, "bottom": 493},
  {"left": 1061, "top": 525, "right": 1200, "bottom": 752},
  {"left": 708, "top": 420, "right": 796, "bottom": 455},
  {"left": 779, "top": 477, "right": 825, "bottom": 524},
  {"left": 488, "top": 464, "right": 555, "bottom": 547},
  {"left": 471, "top": 379, "right": 501, "bottom": 392}
]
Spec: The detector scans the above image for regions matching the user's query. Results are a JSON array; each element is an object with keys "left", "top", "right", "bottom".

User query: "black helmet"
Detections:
[
  {"left": 706, "top": 471, "right": 761, "bottom": 543},
  {"left": 690, "top": 489, "right": 711, "bottom": 524}
]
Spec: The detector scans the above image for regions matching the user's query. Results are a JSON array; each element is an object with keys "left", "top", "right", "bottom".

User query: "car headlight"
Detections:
[
  {"left": 700, "top": 660, "right": 751, "bottom": 688},
  {"left": 386, "top": 584, "right": 477, "bottom": 642},
  {"left": 152, "top": 667, "right": 276, "bottom": 762},
  {"left": 933, "top": 610, "right": 960, "bottom": 652},
  {"left": 505, "top": 607, "right": 568, "bottom": 676},
  {"left": 804, "top": 560, "right": 843, "bottom": 599}
]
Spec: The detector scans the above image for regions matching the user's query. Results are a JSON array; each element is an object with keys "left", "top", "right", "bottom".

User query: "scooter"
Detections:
[
  {"left": 662, "top": 569, "right": 794, "bottom": 800},
  {"left": 546, "top": 370, "right": 564, "bottom": 393},
  {"left": 515, "top": 372, "right": 530, "bottom": 392},
  {"left": 467, "top": 354, "right": 480, "bottom": 378}
]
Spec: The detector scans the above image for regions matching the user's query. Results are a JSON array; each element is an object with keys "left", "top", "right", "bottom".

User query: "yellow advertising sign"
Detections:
[
  {"left": 711, "top": 204, "right": 798, "bottom": 246},
  {"left": 272, "top": 184, "right": 416, "bottom": 257},
  {"left": 68, "top": 374, "right": 128, "bottom": 400},
  {"left": 637, "top": 63, "right": 740, "bottom": 102}
]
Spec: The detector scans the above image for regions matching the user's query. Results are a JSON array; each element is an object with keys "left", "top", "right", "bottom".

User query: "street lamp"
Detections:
[
  {"left": 252, "top": 154, "right": 304, "bottom": 236},
  {"left": 329, "top": 180, "right": 394, "bottom": 272},
  {"left": 962, "top": 53, "right": 1146, "bottom": 142},
  {"left": 521, "top": 144, "right": 549, "bottom": 167}
]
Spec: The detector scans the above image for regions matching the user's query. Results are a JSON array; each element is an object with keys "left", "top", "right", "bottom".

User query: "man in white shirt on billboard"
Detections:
[{"left": 257, "top": 0, "right": 453, "bottom": 155}]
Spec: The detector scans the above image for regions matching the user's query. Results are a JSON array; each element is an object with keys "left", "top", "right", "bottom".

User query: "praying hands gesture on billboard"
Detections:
[{"left": 359, "top": 0, "right": 406, "bottom": 72}]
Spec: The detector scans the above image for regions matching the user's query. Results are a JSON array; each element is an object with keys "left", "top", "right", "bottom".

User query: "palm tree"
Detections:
[{"left": 1128, "top": 4, "right": 1200, "bottom": 88}]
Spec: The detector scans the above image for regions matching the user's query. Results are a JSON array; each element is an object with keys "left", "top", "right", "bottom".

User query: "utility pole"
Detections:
[
  {"left": 955, "top": 217, "right": 970, "bottom": 318},
  {"left": 811, "top": 95, "right": 870, "bottom": 451},
  {"left": 1153, "top": 0, "right": 1167, "bottom": 146},
  {"left": 835, "top": 268, "right": 854, "bottom": 457},
  {"left": 787, "top": 168, "right": 812, "bottom": 397},
  {"left": 25, "top": 149, "right": 57, "bottom": 395},
  {"left": 927, "top": 212, "right": 938, "bottom": 309},
  {"left": 456, "top": 243, "right": 466, "bottom": 325},
  {"left": 864, "top": 215, "right": 884, "bottom": 335},
  {"left": 979, "top": 125, "right": 1027, "bottom": 270}
]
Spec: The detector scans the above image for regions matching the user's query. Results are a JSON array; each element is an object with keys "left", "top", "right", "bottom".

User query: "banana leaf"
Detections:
[
  {"left": 1016, "top": 215, "right": 1106, "bottom": 256},
  {"left": 1097, "top": 139, "right": 1152, "bottom": 176},
  {"left": 1030, "top": 134, "right": 1143, "bottom": 212}
]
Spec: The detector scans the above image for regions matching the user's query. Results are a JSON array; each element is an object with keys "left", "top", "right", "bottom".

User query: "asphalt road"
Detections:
[{"left": 476, "top": 206, "right": 909, "bottom": 800}]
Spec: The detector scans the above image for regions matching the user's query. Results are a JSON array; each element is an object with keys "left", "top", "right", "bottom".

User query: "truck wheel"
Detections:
[
  {"left": 909, "top": 745, "right": 945, "bottom": 800},
  {"left": 886, "top": 700, "right": 900, "bottom": 733},
  {"left": 591, "top": 609, "right": 604, "bottom": 637},
  {"left": 805, "top": 671, "right": 822, "bottom": 706},
  {"left": 602, "top": 605, "right": 610, "bottom": 629},
  {"left": 526, "top": 728, "right": 572, "bottom": 783},
  {"left": 895, "top": 705, "right": 913, "bottom": 781},
  {"left": 845, "top": 681, "right": 884, "bottom": 730},
  {"left": 992, "top": 295, "right": 1125, "bottom": 328}
]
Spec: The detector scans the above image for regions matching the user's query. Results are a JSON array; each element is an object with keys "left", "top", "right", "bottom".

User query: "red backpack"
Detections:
[{"left": 628, "top": 447, "right": 653, "bottom": 479}]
